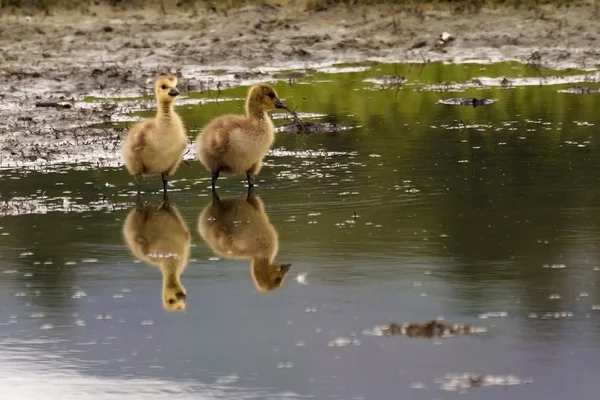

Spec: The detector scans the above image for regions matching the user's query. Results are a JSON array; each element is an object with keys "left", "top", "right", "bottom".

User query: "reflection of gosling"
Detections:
[
  {"left": 121, "top": 75, "right": 187, "bottom": 203},
  {"left": 122, "top": 203, "right": 191, "bottom": 311},
  {"left": 197, "top": 190, "right": 291, "bottom": 292},
  {"left": 195, "top": 83, "right": 288, "bottom": 190}
]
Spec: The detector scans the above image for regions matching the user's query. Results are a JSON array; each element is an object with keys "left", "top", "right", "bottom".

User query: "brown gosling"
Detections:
[
  {"left": 122, "top": 202, "right": 191, "bottom": 311},
  {"left": 195, "top": 83, "right": 287, "bottom": 190},
  {"left": 121, "top": 75, "right": 187, "bottom": 206},
  {"left": 197, "top": 189, "right": 291, "bottom": 292}
]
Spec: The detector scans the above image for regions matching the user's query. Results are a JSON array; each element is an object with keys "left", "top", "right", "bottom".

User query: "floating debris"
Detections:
[
  {"left": 478, "top": 311, "right": 508, "bottom": 319},
  {"left": 438, "top": 97, "right": 497, "bottom": 108},
  {"left": 71, "top": 290, "right": 87, "bottom": 299},
  {"left": 328, "top": 337, "right": 361, "bottom": 347},
  {"left": 279, "top": 120, "right": 345, "bottom": 134},
  {"left": 410, "top": 382, "right": 426, "bottom": 389},
  {"left": 276, "top": 361, "right": 294, "bottom": 369},
  {"left": 366, "top": 74, "right": 407, "bottom": 89},
  {"left": 0, "top": 197, "right": 129, "bottom": 217},
  {"left": 376, "top": 319, "right": 484, "bottom": 338},
  {"left": 529, "top": 311, "right": 573, "bottom": 319},
  {"left": 437, "top": 373, "right": 532, "bottom": 392},
  {"left": 558, "top": 86, "right": 600, "bottom": 95},
  {"left": 542, "top": 263, "right": 567, "bottom": 269},
  {"left": 277, "top": 106, "right": 346, "bottom": 134}
]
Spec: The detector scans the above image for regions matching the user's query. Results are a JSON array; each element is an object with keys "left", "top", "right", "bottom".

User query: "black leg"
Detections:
[
  {"left": 158, "top": 172, "right": 170, "bottom": 210},
  {"left": 246, "top": 173, "right": 255, "bottom": 188},
  {"left": 211, "top": 170, "right": 220, "bottom": 191},
  {"left": 134, "top": 174, "right": 142, "bottom": 196},
  {"left": 161, "top": 172, "right": 169, "bottom": 200}
]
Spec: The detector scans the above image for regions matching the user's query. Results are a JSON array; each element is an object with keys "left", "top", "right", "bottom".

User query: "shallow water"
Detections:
[{"left": 2, "top": 62, "right": 600, "bottom": 400}]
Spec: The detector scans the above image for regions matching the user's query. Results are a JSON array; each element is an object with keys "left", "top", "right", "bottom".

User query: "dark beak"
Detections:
[
  {"left": 175, "top": 292, "right": 186, "bottom": 301},
  {"left": 279, "top": 264, "right": 292, "bottom": 274},
  {"left": 274, "top": 99, "right": 287, "bottom": 109},
  {"left": 168, "top": 87, "right": 180, "bottom": 97}
]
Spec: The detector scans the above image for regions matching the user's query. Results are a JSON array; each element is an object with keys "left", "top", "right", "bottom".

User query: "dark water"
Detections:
[{"left": 2, "top": 62, "right": 600, "bottom": 399}]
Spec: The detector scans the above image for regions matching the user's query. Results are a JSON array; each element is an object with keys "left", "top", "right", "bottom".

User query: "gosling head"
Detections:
[
  {"left": 251, "top": 262, "right": 292, "bottom": 293},
  {"left": 247, "top": 83, "right": 287, "bottom": 112},
  {"left": 163, "top": 285, "right": 187, "bottom": 311},
  {"left": 155, "top": 75, "right": 180, "bottom": 104}
]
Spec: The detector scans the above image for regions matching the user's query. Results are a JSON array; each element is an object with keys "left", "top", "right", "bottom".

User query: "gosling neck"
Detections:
[
  {"left": 161, "top": 263, "right": 182, "bottom": 288},
  {"left": 245, "top": 102, "right": 268, "bottom": 122},
  {"left": 157, "top": 99, "right": 175, "bottom": 122}
]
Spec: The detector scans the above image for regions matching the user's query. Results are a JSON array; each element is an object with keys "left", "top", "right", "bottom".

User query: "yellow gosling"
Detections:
[
  {"left": 195, "top": 83, "right": 287, "bottom": 190},
  {"left": 121, "top": 75, "right": 187, "bottom": 205}
]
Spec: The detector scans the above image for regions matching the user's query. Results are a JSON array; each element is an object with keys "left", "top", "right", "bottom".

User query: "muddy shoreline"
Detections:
[{"left": 1, "top": 3, "right": 600, "bottom": 168}]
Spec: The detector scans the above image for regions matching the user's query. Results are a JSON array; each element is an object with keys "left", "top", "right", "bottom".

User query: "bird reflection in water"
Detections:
[
  {"left": 122, "top": 201, "right": 191, "bottom": 311},
  {"left": 198, "top": 188, "right": 291, "bottom": 292}
]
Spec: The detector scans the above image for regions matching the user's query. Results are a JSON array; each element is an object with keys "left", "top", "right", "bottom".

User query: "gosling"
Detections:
[
  {"left": 122, "top": 202, "right": 191, "bottom": 311},
  {"left": 197, "top": 189, "right": 291, "bottom": 292},
  {"left": 196, "top": 83, "right": 287, "bottom": 190},
  {"left": 121, "top": 75, "right": 187, "bottom": 205}
]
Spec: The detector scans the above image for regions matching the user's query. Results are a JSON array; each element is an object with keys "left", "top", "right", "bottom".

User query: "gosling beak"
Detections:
[
  {"left": 274, "top": 99, "right": 287, "bottom": 109},
  {"left": 279, "top": 264, "right": 292, "bottom": 274},
  {"left": 168, "top": 87, "right": 180, "bottom": 97},
  {"left": 175, "top": 291, "right": 186, "bottom": 301}
]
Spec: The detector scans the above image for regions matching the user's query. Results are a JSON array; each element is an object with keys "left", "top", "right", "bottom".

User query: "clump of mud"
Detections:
[
  {"left": 438, "top": 97, "right": 497, "bottom": 108},
  {"left": 379, "top": 319, "right": 482, "bottom": 338},
  {"left": 558, "top": 86, "right": 600, "bottom": 95},
  {"left": 278, "top": 108, "right": 345, "bottom": 134},
  {"left": 279, "top": 120, "right": 344, "bottom": 134}
]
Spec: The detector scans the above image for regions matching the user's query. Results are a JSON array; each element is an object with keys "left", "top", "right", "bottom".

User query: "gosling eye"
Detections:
[
  {"left": 274, "top": 277, "right": 282, "bottom": 285},
  {"left": 168, "top": 299, "right": 175, "bottom": 304},
  {"left": 161, "top": 84, "right": 167, "bottom": 90},
  {"left": 267, "top": 92, "right": 276, "bottom": 99}
]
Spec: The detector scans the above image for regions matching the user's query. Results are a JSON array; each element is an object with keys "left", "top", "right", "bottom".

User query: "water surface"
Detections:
[{"left": 2, "top": 62, "right": 600, "bottom": 400}]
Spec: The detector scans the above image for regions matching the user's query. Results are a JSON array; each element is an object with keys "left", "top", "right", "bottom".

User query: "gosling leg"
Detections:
[
  {"left": 159, "top": 172, "right": 170, "bottom": 210},
  {"left": 211, "top": 170, "right": 220, "bottom": 191},
  {"left": 161, "top": 172, "right": 169, "bottom": 199},
  {"left": 134, "top": 174, "right": 142, "bottom": 196},
  {"left": 246, "top": 172, "right": 255, "bottom": 188}
]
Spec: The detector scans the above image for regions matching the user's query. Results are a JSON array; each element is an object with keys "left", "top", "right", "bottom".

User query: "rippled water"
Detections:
[{"left": 2, "top": 62, "right": 600, "bottom": 399}]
